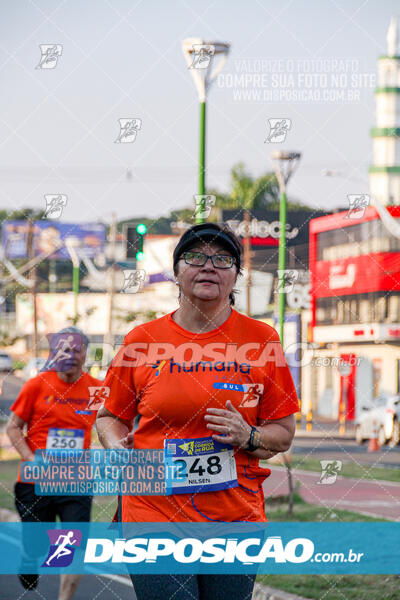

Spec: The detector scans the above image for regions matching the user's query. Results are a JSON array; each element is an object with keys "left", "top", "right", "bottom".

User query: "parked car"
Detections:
[
  {"left": 0, "top": 352, "right": 13, "bottom": 372},
  {"left": 355, "top": 395, "right": 400, "bottom": 446},
  {"left": 22, "top": 358, "right": 47, "bottom": 380}
]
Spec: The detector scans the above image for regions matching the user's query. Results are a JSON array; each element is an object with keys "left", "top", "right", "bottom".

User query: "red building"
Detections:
[{"left": 305, "top": 206, "right": 400, "bottom": 422}]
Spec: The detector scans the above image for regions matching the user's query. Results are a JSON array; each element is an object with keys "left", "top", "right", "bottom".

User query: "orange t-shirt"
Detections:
[
  {"left": 104, "top": 309, "right": 299, "bottom": 522},
  {"left": 11, "top": 370, "right": 104, "bottom": 482}
]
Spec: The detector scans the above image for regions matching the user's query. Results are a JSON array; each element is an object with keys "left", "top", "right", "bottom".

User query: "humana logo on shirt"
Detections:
[
  {"left": 84, "top": 536, "right": 315, "bottom": 564},
  {"left": 167, "top": 360, "right": 251, "bottom": 374},
  {"left": 45, "top": 396, "right": 89, "bottom": 406}
]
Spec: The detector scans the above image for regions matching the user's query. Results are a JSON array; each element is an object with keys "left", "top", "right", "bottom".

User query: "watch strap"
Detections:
[{"left": 247, "top": 426, "right": 261, "bottom": 452}]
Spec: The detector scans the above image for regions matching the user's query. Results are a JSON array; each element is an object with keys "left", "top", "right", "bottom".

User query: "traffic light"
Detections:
[
  {"left": 135, "top": 223, "right": 147, "bottom": 261},
  {"left": 125, "top": 223, "right": 147, "bottom": 260},
  {"left": 124, "top": 223, "right": 147, "bottom": 260}
]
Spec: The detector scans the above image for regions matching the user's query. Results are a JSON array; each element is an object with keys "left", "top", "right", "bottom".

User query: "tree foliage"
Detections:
[
  {"left": 210, "top": 162, "right": 310, "bottom": 212},
  {"left": 124, "top": 163, "right": 312, "bottom": 233},
  {"left": 0, "top": 208, "right": 46, "bottom": 225}
]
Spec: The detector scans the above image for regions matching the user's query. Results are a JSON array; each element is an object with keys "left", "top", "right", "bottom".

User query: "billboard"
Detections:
[
  {"left": 222, "top": 209, "right": 330, "bottom": 247},
  {"left": 309, "top": 205, "right": 400, "bottom": 298},
  {"left": 1, "top": 221, "right": 106, "bottom": 259},
  {"left": 309, "top": 205, "right": 400, "bottom": 332},
  {"left": 314, "top": 252, "right": 400, "bottom": 297},
  {"left": 222, "top": 209, "right": 331, "bottom": 273}
]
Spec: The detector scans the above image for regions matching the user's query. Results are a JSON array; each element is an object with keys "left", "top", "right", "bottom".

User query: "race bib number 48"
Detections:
[
  {"left": 164, "top": 436, "right": 237, "bottom": 495},
  {"left": 46, "top": 428, "right": 84, "bottom": 450}
]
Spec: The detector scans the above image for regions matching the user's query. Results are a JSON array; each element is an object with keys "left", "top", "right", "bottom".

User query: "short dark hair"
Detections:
[{"left": 173, "top": 223, "right": 243, "bottom": 306}]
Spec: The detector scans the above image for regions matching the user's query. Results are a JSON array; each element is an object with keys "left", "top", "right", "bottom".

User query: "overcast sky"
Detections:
[{"left": 0, "top": 0, "right": 398, "bottom": 225}]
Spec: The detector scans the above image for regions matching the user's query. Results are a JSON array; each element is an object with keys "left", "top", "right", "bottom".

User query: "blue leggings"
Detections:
[{"left": 130, "top": 573, "right": 256, "bottom": 600}]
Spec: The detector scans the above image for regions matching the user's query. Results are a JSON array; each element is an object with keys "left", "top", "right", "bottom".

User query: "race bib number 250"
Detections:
[
  {"left": 164, "top": 436, "right": 238, "bottom": 495},
  {"left": 46, "top": 428, "right": 84, "bottom": 450}
]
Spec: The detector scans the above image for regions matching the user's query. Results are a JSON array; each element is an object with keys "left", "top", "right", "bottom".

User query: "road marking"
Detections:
[
  {"left": 98, "top": 573, "right": 132, "bottom": 587},
  {"left": 335, "top": 500, "right": 398, "bottom": 507},
  {"left": 0, "top": 531, "right": 18, "bottom": 545}
]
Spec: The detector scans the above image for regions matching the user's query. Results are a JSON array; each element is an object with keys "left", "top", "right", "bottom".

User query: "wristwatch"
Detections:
[{"left": 246, "top": 426, "right": 261, "bottom": 452}]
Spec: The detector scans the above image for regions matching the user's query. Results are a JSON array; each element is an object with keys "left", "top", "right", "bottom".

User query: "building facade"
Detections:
[
  {"left": 304, "top": 206, "right": 400, "bottom": 421},
  {"left": 369, "top": 16, "right": 400, "bottom": 205},
  {"left": 302, "top": 18, "right": 400, "bottom": 422}
]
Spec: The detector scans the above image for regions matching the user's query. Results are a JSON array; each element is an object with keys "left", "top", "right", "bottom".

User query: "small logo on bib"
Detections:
[{"left": 178, "top": 441, "right": 194, "bottom": 455}]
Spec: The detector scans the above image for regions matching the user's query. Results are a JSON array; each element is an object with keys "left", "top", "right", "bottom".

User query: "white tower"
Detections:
[{"left": 369, "top": 16, "right": 400, "bottom": 205}]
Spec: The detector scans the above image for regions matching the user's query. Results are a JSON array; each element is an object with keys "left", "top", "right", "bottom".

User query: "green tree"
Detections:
[
  {"left": 0, "top": 207, "right": 46, "bottom": 226},
  {"left": 230, "top": 163, "right": 255, "bottom": 208},
  {"left": 211, "top": 162, "right": 310, "bottom": 212},
  {"left": 117, "top": 162, "right": 312, "bottom": 234}
]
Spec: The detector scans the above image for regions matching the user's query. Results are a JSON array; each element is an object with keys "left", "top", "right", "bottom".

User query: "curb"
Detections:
[
  {"left": 252, "top": 582, "right": 312, "bottom": 600},
  {"left": 294, "top": 430, "right": 354, "bottom": 439},
  {"left": 0, "top": 508, "right": 19, "bottom": 522},
  {"left": 270, "top": 464, "right": 400, "bottom": 487}
]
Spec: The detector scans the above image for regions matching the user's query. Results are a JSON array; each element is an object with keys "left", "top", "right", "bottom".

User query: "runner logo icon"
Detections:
[
  {"left": 42, "top": 529, "right": 82, "bottom": 567},
  {"left": 87, "top": 386, "right": 110, "bottom": 410},
  {"left": 239, "top": 383, "right": 264, "bottom": 408}
]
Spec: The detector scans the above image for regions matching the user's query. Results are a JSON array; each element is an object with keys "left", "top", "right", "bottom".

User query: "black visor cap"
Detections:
[{"left": 173, "top": 225, "right": 241, "bottom": 271}]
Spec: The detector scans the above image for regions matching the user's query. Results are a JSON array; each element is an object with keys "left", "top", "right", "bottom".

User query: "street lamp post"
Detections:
[
  {"left": 271, "top": 151, "right": 302, "bottom": 346},
  {"left": 65, "top": 237, "right": 80, "bottom": 321},
  {"left": 182, "top": 38, "right": 230, "bottom": 224}
]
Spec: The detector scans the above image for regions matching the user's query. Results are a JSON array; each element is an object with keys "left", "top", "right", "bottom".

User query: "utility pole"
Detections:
[
  {"left": 0, "top": 254, "right": 5, "bottom": 332},
  {"left": 26, "top": 221, "right": 38, "bottom": 358},
  {"left": 243, "top": 210, "right": 252, "bottom": 316},
  {"left": 271, "top": 151, "right": 302, "bottom": 346},
  {"left": 49, "top": 260, "right": 57, "bottom": 293},
  {"left": 72, "top": 260, "right": 79, "bottom": 320},
  {"left": 65, "top": 238, "right": 80, "bottom": 322},
  {"left": 106, "top": 213, "right": 117, "bottom": 346},
  {"left": 182, "top": 38, "right": 230, "bottom": 223}
]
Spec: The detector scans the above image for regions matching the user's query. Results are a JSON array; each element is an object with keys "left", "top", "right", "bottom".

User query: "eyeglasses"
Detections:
[{"left": 180, "top": 251, "right": 235, "bottom": 269}]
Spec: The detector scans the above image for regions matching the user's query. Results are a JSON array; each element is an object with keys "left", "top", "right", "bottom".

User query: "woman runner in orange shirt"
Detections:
[{"left": 97, "top": 223, "right": 299, "bottom": 600}]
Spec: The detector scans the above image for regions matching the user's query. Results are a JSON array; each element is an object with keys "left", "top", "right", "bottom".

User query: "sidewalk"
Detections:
[
  {"left": 252, "top": 583, "right": 312, "bottom": 600},
  {"left": 264, "top": 465, "right": 400, "bottom": 520},
  {"left": 294, "top": 417, "right": 355, "bottom": 439}
]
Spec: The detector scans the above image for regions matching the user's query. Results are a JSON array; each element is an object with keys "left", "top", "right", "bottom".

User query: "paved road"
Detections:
[
  {"left": 0, "top": 372, "right": 24, "bottom": 420},
  {"left": 292, "top": 435, "right": 400, "bottom": 467},
  {"left": 263, "top": 465, "right": 400, "bottom": 520},
  {"left": 0, "top": 573, "right": 137, "bottom": 600}
]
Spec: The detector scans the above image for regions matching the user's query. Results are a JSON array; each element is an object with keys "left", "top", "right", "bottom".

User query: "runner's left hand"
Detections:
[{"left": 205, "top": 400, "right": 251, "bottom": 448}]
